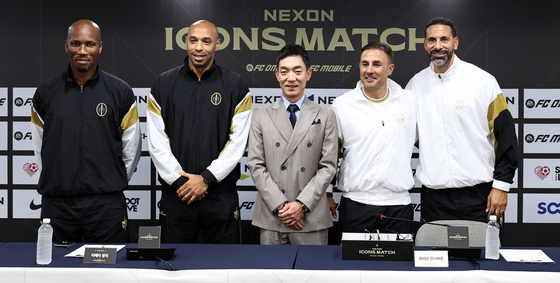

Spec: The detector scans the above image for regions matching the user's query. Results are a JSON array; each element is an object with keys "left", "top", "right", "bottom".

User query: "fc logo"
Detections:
[
  {"left": 211, "top": 92, "right": 222, "bottom": 105},
  {"left": 96, "top": 103, "right": 108, "bottom": 117},
  {"left": 525, "top": 99, "right": 535, "bottom": 108},
  {"left": 525, "top": 134, "right": 534, "bottom": 143}
]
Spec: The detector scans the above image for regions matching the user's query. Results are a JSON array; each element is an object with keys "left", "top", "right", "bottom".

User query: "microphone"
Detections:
[{"left": 374, "top": 213, "right": 450, "bottom": 227}]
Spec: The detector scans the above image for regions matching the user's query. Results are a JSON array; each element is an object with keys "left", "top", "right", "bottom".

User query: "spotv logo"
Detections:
[{"left": 537, "top": 202, "right": 560, "bottom": 214}]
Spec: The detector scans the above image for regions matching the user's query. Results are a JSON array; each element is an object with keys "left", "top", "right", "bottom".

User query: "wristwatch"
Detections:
[{"left": 297, "top": 200, "right": 310, "bottom": 213}]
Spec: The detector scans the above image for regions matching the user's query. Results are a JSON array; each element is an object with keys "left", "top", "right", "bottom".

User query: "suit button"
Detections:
[
  {"left": 281, "top": 166, "right": 286, "bottom": 171},
  {"left": 276, "top": 142, "right": 280, "bottom": 147},
  {"left": 301, "top": 167, "right": 305, "bottom": 172},
  {"left": 307, "top": 143, "right": 312, "bottom": 147},
  {"left": 281, "top": 189, "right": 286, "bottom": 194}
]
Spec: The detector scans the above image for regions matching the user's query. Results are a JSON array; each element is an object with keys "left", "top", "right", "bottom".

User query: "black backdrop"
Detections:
[{"left": 1, "top": 0, "right": 559, "bottom": 247}]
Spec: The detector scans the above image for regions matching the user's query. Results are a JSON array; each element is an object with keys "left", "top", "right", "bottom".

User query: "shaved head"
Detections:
[
  {"left": 68, "top": 19, "right": 101, "bottom": 42},
  {"left": 188, "top": 20, "right": 219, "bottom": 41}
]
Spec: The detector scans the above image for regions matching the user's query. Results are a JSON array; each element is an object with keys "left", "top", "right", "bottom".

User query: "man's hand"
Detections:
[
  {"left": 176, "top": 172, "right": 209, "bottom": 204},
  {"left": 278, "top": 201, "right": 304, "bottom": 227},
  {"left": 287, "top": 219, "right": 304, "bottom": 231},
  {"left": 327, "top": 196, "right": 337, "bottom": 219},
  {"left": 486, "top": 188, "right": 508, "bottom": 219}
]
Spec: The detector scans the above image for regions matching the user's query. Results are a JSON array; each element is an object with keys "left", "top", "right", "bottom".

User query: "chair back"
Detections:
[{"left": 415, "top": 220, "right": 497, "bottom": 247}]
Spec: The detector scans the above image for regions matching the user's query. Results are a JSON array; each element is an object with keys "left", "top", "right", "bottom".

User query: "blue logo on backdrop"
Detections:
[{"left": 537, "top": 202, "right": 560, "bottom": 214}]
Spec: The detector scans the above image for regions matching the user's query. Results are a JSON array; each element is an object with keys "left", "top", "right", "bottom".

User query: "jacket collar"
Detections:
[
  {"left": 184, "top": 56, "right": 216, "bottom": 79},
  {"left": 353, "top": 78, "right": 403, "bottom": 102},
  {"left": 430, "top": 55, "right": 460, "bottom": 81},
  {"left": 65, "top": 63, "right": 100, "bottom": 84}
]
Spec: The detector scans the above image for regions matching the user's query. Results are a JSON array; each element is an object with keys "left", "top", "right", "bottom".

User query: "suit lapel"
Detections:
[
  {"left": 267, "top": 99, "right": 293, "bottom": 142},
  {"left": 282, "top": 98, "right": 319, "bottom": 163}
]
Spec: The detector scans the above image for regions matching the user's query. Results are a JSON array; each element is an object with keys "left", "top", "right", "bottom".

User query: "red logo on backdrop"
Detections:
[
  {"left": 534, "top": 166, "right": 550, "bottom": 180},
  {"left": 23, "top": 163, "right": 38, "bottom": 177}
]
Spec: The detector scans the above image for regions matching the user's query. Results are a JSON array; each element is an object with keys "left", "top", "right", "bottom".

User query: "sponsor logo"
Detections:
[
  {"left": 526, "top": 99, "right": 560, "bottom": 108},
  {"left": 96, "top": 103, "right": 108, "bottom": 117},
  {"left": 396, "top": 113, "right": 405, "bottom": 126},
  {"left": 525, "top": 134, "right": 560, "bottom": 143},
  {"left": 14, "top": 131, "right": 32, "bottom": 141},
  {"left": 211, "top": 92, "right": 222, "bottom": 105},
  {"left": 535, "top": 166, "right": 551, "bottom": 180},
  {"left": 537, "top": 202, "right": 560, "bottom": 214},
  {"left": 126, "top": 197, "right": 140, "bottom": 212},
  {"left": 29, "top": 198, "right": 42, "bottom": 210},
  {"left": 240, "top": 201, "right": 255, "bottom": 210},
  {"left": 14, "top": 97, "right": 33, "bottom": 107},
  {"left": 23, "top": 163, "right": 38, "bottom": 177},
  {"left": 454, "top": 101, "right": 464, "bottom": 114},
  {"left": 0, "top": 97, "right": 6, "bottom": 106}
]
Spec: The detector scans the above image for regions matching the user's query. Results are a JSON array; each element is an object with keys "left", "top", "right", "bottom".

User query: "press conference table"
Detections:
[{"left": 0, "top": 242, "right": 559, "bottom": 283}]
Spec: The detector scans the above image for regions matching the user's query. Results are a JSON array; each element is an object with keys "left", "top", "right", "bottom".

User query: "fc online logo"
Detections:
[
  {"left": 537, "top": 202, "right": 560, "bottom": 214},
  {"left": 535, "top": 166, "right": 551, "bottom": 180}
]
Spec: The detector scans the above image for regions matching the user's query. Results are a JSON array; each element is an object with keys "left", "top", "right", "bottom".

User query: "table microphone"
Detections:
[{"left": 374, "top": 213, "right": 450, "bottom": 227}]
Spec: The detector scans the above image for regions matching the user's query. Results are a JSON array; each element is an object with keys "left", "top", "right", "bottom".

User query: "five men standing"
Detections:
[{"left": 31, "top": 16, "right": 517, "bottom": 244}]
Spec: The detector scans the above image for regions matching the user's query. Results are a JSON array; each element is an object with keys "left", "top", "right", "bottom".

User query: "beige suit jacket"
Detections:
[{"left": 248, "top": 98, "right": 337, "bottom": 232}]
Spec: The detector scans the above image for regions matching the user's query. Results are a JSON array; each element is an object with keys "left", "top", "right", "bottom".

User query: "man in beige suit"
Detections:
[{"left": 248, "top": 44, "right": 338, "bottom": 245}]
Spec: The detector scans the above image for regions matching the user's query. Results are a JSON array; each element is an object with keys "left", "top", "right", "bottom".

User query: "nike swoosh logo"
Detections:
[{"left": 30, "top": 199, "right": 42, "bottom": 210}]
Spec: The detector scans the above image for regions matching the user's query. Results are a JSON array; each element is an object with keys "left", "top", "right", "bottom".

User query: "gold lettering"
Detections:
[
  {"left": 380, "top": 28, "right": 405, "bottom": 51},
  {"left": 279, "top": 10, "right": 290, "bottom": 21},
  {"left": 233, "top": 28, "right": 259, "bottom": 50},
  {"left": 175, "top": 27, "right": 189, "bottom": 50},
  {"left": 352, "top": 28, "right": 378, "bottom": 48},
  {"left": 262, "top": 28, "right": 285, "bottom": 51},
  {"left": 264, "top": 10, "right": 276, "bottom": 21},
  {"left": 408, "top": 28, "right": 424, "bottom": 51},
  {"left": 327, "top": 29, "right": 354, "bottom": 51},
  {"left": 165, "top": 28, "right": 174, "bottom": 50},
  {"left": 295, "top": 28, "right": 325, "bottom": 51},
  {"left": 217, "top": 27, "right": 230, "bottom": 50}
]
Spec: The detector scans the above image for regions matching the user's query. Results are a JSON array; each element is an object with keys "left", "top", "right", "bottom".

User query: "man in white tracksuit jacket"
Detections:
[
  {"left": 332, "top": 42, "right": 417, "bottom": 234},
  {"left": 406, "top": 17, "right": 518, "bottom": 223}
]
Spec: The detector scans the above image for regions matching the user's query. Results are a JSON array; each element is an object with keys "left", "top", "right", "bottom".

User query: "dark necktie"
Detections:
[{"left": 287, "top": 104, "right": 299, "bottom": 128}]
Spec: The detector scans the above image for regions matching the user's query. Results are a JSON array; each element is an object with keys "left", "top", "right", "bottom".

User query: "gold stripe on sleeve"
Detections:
[
  {"left": 31, "top": 106, "right": 44, "bottom": 129},
  {"left": 487, "top": 93, "right": 510, "bottom": 152}
]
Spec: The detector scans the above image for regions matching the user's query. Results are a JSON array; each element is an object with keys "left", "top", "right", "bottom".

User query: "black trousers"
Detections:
[
  {"left": 339, "top": 196, "right": 413, "bottom": 234},
  {"left": 160, "top": 189, "right": 240, "bottom": 244},
  {"left": 41, "top": 192, "right": 128, "bottom": 243},
  {"left": 421, "top": 182, "right": 493, "bottom": 223}
]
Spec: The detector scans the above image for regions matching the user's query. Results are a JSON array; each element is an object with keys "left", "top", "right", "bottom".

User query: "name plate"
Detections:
[
  {"left": 83, "top": 248, "right": 117, "bottom": 264},
  {"left": 414, "top": 250, "right": 449, "bottom": 267},
  {"left": 341, "top": 232, "right": 413, "bottom": 261}
]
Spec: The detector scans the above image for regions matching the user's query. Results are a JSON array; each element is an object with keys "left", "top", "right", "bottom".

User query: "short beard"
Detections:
[{"left": 429, "top": 49, "right": 454, "bottom": 67}]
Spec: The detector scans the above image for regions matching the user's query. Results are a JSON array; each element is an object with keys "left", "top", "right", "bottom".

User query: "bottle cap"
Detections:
[
  {"left": 43, "top": 218, "right": 51, "bottom": 224},
  {"left": 489, "top": 215, "right": 497, "bottom": 221}
]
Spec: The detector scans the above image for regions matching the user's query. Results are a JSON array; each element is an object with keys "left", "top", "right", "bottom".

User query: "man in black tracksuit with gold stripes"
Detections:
[
  {"left": 31, "top": 20, "right": 141, "bottom": 243},
  {"left": 147, "top": 20, "right": 252, "bottom": 243}
]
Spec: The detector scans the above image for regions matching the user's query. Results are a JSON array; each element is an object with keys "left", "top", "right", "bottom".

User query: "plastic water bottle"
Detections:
[
  {"left": 485, "top": 215, "right": 500, "bottom": 260},
  {"left": 36, "top": 218, "right": 53, "bottom": 265}
]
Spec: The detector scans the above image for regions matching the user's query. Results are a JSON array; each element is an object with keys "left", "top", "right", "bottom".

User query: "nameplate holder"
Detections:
[
  {"left": 341, "top": 232, "right": 413, "bottom": 261},
  {"left": 414, "top": 250, "right": 449, "bottom": 267},
  {"left": 83, "top": 247, "right": 117, "bottom": 264},
  {"left": 138, "top": 226, "right": 161, "bottom": 248},
  {"left": 447, "top": 226, "right": 469, "bottom": 249}
]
